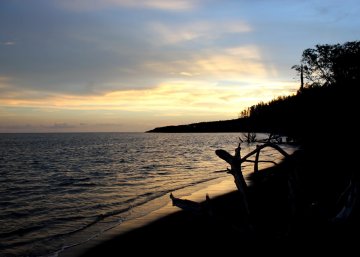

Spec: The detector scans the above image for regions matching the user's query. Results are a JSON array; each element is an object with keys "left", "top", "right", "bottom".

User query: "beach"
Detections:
[
  {"left": 77, "top": 191, "right": 246, "bottom": 256},
  {"left": 59, "top": 177, "right": 241, "bottom": 257},
  {"left": 61, "top": 151, "right": 360, "bottom": 256},
  {"left": 60, "top": 158, "right": 299, "bottom": 256},
  {"left": 1, "top": 133, "right": 297, "bottom": 256}
]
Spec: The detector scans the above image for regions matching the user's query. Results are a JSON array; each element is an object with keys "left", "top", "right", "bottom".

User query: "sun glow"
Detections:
[
  {"left": 0, "top": 80, "right": 297, "bottom": 112},
  {"left": 0, "top": 43, "right": 298, "bottom": 132}
]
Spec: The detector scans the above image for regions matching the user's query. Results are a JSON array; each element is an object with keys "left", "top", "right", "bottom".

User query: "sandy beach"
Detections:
[
  {"left": 59, "top": 151, "right": 360, "bottom": 256},
  {"left": 59, "top": 177, "right": 240, "bottom": 257},
  {"left": 59, "top": 158, "right": 302, "bottom": 256}
]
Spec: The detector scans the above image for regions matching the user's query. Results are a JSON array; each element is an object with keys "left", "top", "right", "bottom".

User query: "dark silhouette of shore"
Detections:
[{"left": 78, "top": 154, "right": 359, "bottom": 256}]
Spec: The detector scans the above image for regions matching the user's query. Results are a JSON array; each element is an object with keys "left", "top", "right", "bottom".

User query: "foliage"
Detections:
[{"left": 292, "top": 41, "right": 360, "bottom": 87}]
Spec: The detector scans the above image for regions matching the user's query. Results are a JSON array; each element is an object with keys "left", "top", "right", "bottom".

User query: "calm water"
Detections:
[{"left": 0, "top": 133, "right": 294, "bottom": 256}]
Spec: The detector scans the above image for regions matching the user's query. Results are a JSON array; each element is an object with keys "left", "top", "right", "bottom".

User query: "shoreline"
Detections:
[
  {"left": 59, "top": 176, "right": 237, "bottom": 257},
  {"left": 61, "top": 149, "right": 359, "bottom": 256},
  {"left": 59, "top": 147, "right": 297, "bottom": 257}
]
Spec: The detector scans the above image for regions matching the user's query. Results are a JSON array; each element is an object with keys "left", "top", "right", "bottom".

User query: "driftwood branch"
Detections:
[
  {"left": 215, "top": 141, "right": 291, "bottom": 233},
  {"left": 254, "top": 145, "right": 261, "bottom": 173},
  {"left": 244, "top": 160, "right": 277, "bottom": 165},
  {"left": 215, "top": 144, "right": 249, "bottom": 218},
  {"left": 170, "top": 193, "right": 212, "bottom": 216},
  {"left": 238, "top": 142, "right": 289, "bottom": 173},
  {"left": 241, "top": 142, "right": 289, "bottom": 163},
  {"left": 171, "top": 140, "right": 292, "bottom": 236},
  {"left": 331, "top": 180, "right": 358, "bottom": 224},
  {"left": 216, "top": 142, "right": 290, "bottom": 195}
]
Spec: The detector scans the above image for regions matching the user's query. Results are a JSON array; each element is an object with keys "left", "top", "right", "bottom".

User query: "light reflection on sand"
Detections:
[{"left": 59, "top": 143, "right": 298, "bottom": 257}]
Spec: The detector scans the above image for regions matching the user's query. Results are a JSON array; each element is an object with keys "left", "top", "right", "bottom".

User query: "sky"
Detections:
[{"left": 1, "top": 0, "right": 360, "bottom": 132}]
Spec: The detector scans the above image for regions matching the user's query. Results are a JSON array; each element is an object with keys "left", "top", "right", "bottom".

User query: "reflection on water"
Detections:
[{"left": 0, "top": 132, "right": 296, "bottom": 256}]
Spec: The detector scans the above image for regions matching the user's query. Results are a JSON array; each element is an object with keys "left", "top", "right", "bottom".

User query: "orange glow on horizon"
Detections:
[{"left": 0, "top": 80, "right": 298, "bottom": 113}]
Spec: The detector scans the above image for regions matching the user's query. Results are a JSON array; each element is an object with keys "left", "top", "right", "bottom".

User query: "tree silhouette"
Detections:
[{"left": 292, "top": 41, "right": 360, "bottom": 88}]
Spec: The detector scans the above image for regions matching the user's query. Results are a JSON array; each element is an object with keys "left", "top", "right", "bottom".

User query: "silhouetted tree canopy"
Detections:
[{"left": 292, "top": 41, "right": 360, "bottom": 87}]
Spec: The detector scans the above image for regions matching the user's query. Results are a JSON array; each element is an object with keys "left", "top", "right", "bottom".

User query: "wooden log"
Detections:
[
  {"left": 169, "top": 193, "right": 214, "bottom": 217},
  {"left": 254, "top": 145, "right": 261, "bottom": 173},
  {"left": 215, "top": 144, "right": 249, "bottom": 217},
  {"left": 170, "top": 193, "right": 202, "bottom": 213}
]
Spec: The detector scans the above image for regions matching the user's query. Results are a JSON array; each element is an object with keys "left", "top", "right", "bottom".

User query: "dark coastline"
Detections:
[
  {"left": 78, "top": 190, "right": 244, "bottom": 256},
  {"left": 146, "top": 118, "right": 253, "bottom": 133},
  {"left": 76, "top": 151, "right": 360, "bottom": 256}
]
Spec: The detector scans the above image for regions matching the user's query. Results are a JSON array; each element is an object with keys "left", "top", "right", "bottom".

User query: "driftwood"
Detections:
[
  {"left": 331, "top": 179, "right": 358, "bottom": 224},
  {"left": 171, "top": 142, "right": 290, "bottom": 216},
  {"left": 242, "top": 142, "right": 289, "bottom": 173},
  {"left": 168, "top": 137, "right": 360, "bottom": 242},
  {"left": 254, "top": 145, "right": 261, "bottom": 173},
  {"left": 215, "top": 141, "right": 292, "bottom": 233},
  {"left": 170, "top": 140, "right": 291, "bottom": 236},
  {"left": 286, "top": 168, "right": 300, "bottom": 226},
  {"left": 215, "top": 144, "right": 249, "bottom": 217},
  {"left": 170, "top": 193, "right": 212, "bottom": 215},
  {"left": 241, "top": 142, "right": 289, "bottom": 162}
]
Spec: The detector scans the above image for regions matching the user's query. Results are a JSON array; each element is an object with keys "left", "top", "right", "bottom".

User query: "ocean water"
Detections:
[{"left": 0, "top": 133, "right": 295, "bottom": 256}]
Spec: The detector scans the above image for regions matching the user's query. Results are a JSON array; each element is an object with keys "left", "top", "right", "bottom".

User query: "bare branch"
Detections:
[
  {"left": 241, "top": 142, "right": 289, "bottom": 163},
  {"left": 215, "top": 149, "right": 234, "bottom": 166},
  {"left": 244, "top": 160, "right": 277, "bottom": 165}
]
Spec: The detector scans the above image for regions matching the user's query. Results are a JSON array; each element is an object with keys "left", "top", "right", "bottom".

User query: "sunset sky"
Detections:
[{"left": 1, "top": 0, "right": 360, "bottom": 132}]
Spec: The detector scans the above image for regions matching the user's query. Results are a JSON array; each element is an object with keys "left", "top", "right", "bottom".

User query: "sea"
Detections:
[{"left": 0, "top": 132, "right": 296, "bottom": 256}]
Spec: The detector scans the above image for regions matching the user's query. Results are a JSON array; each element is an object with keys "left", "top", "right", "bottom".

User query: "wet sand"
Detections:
[
  {"left": 59, "top": 178, "right": 240, "bottom": 257},
  {"left": 61, "top": 152, "right": 360, "bottom": 256},
  {"left": 61, "top": 157, "right": 304, "bottom": 256}
]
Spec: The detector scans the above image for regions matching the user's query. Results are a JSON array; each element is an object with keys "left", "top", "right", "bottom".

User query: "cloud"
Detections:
[
  {"left": 0, "top": 77, "right": 21, "bottom": 98},
  {"left": 0, "top": 44, "right": 298, "bottom": 115},
  {"left": 0, "top": 40, "right": 298, "bottom": 123},
  {"left": 0, "top": 76, "right": 10, "bottom": 87},
  {"left": 47, "top": 122, "right": 75, "bottom": 129},
  {"left": 143, "top": 45, "right": 266, "bottom": 80},
  {"left": 149, "top": 20, "right": 251, "bottom": 45},
  {"left": 0, "top": 1, "right": 253, "bottom": 97},
  {"left": 0, "top": 70, "right": 298, "bottom": 132},
  {"left": 0, "top": 76, "right": 57, "bottom": 102},
  {"left": 0, "top": 78, "right": 298, "bottom": 115},
  {"left": 58, "top": 0, "right": 196, "bottom": 11},
  {"left": 0, "top": 124, "right": 33, "bottom": 130},
  {"left": 1, "top": 41, "right": 15, "bottom": 46}
]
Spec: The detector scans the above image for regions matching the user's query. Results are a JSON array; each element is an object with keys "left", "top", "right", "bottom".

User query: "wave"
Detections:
[
  {"left": 0, "top": 132, "right": 295, "bottom": 257},
  {"left": 0, "top": 225, "right": 44, "bottom": 239},
  {"left": 1, "top": 173, "right": 236, "bottom": 255}
]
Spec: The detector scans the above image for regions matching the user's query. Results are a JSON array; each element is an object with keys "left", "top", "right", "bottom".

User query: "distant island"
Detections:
[
  {"left": 147, "top": 76, "right": 349, "bottom": 145},
  {"left": 147, "top": 83, "right": 349, "bottom": 142},
  {"left": 147, "top": 118, "right": 251, "bottom": 133}
]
